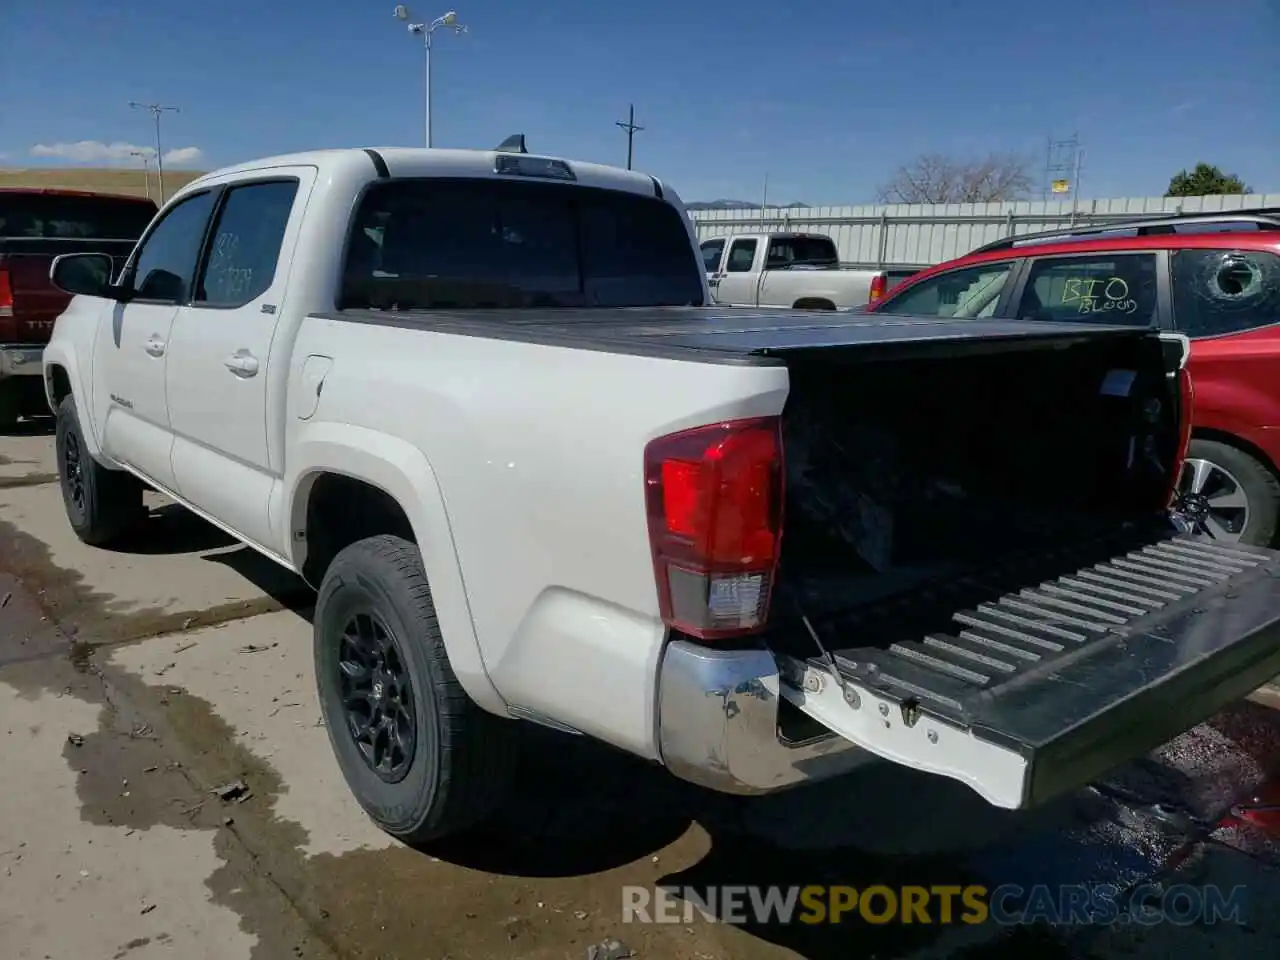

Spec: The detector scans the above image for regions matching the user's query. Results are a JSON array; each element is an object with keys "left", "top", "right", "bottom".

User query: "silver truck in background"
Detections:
[{"left": 699, "top": 231, "right": 921, "bottom": 310}]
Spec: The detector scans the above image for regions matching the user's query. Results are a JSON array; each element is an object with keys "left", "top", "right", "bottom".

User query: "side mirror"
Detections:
[{"left": 50, "top": 253, "right": 117, "bottom": 299}]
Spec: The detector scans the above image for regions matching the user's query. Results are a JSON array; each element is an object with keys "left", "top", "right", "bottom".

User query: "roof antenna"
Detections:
[{"left": 495, "top": 134, "right": 528, "bottom": 154}]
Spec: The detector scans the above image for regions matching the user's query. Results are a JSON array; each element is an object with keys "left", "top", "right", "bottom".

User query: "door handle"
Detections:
[
  {"left": 144, "top": 335, "right": 166, "bottom": 358},
  {"left": 225, "top": 351, "right": 260, "bottom": 377}
]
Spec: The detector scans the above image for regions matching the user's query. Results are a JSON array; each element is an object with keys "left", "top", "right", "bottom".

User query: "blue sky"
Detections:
[{"left": 2, "top": 0, "right": 1277, "bottom": 205}]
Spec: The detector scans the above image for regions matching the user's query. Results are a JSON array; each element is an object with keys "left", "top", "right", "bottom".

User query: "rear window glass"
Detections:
[
  {"left": 0, "top": 194, "right": 156, "bottom": 240},
  {"left": 767, "top": 236, "right": 838, "bottom": 267},
  {"left": 339, "top": 178, "right": 704, "bottom": 310}
]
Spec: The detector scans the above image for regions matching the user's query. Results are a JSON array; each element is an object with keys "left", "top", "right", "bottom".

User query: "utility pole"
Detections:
[
  {"left": 129, "top": 101, "right": 180, "bottom": 204},
  {"left": 615, "top": 104, "right": 643, "bottom": 170},
  {"left": 129, "top": 149, "right": 152, "bottom": 202}
]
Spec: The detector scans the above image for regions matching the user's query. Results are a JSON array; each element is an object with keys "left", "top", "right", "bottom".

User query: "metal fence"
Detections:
[{"left": 688, "top": 193, "right": 1280, "bottom": 269}]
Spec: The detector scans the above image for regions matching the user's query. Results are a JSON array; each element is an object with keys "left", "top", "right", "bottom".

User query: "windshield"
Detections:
[
  {"left": 339, "top": 177, "right": 705, "bottom": 310},
  {"left": 0, "top": 193, "right": 156, "bottom": 240}
]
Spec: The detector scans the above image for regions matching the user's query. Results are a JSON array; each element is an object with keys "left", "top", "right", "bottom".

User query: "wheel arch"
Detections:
[
  {"left": 287, "top": 422, "right": 506, "bottom": 714},
  {"left": 1191, "top": 427, "right": 1280, "bottom": 481}
]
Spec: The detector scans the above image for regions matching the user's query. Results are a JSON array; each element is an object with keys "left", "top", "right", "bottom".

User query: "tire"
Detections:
[
  {"left": 314, "top": 534, "right": 521, "bottom": 844},
  {"left": 55, "top": 394, "right": 145, "bottom": 546},
  {"left": 1181, "top": 439, "right": 1280, "bottom": 547}
]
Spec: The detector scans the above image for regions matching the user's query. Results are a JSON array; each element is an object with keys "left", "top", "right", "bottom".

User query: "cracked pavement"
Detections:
[{"left": 3, "top": 418, "right": 1280, "bottom": 960}]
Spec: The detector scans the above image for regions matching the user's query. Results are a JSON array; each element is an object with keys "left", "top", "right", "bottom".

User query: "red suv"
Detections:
[{"left": 869, "top": 211, "right": 1280, "bottom": 547}]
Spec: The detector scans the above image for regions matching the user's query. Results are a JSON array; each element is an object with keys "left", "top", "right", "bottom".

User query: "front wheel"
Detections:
[
  {"left": 314, "top": 534, "right": 521, "bottom": 844},
  {"left": 1177, "top": 439, "right": 1280, "bottom": 546},
  {"left": 55, "top": 394, "right": 145, "bottom": 546}
]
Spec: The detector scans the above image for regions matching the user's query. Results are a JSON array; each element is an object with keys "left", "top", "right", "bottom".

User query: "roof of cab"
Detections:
[{"left": 180, "top": 146, "right": 668, "bottom": 202}]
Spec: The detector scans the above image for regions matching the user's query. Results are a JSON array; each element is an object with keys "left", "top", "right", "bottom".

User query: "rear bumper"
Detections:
[
  {"left": 0, "top": 344, "right": 46, "bottom": 379},
  {"left": 656, "top": 640, "right": 872, "bottom": 795}
]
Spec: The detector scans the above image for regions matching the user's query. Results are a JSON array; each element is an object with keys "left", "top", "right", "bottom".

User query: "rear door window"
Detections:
[
  {"left": 1016, "top": 253, "right": 1159, "bottom": 326},
  {"left": 340, "top": 178, "right": 704, "bottom": 309},
  {"left": 0, "top": 194, "right": 156, "bottom": 240},
  {"left": 876, "top": 262, "right": 1014, "bottom": 318},
  {"left": 1170, "top": 249, "right": 1280, "bottom": 338}
]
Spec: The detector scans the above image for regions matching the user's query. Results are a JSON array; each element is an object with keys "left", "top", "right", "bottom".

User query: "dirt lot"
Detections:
[
  {"left": 3, "top": 419, "right": 1280, "bottom": 960},
  {"left": 0, "top": 165, "right": 205, "bottom": 199}
]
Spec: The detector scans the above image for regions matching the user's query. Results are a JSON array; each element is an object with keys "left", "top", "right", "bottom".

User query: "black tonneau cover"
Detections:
[{"left": 320, "top": 306, "right": 1154, "bottom": 365}]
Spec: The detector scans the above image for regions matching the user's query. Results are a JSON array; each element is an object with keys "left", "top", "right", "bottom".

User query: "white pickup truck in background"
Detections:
[
  {"left": 699, "top": 230, "right": 921, "bottom": 310},
  {"left": 42, "top": 140, "right": 1280, "bottom": 847}
]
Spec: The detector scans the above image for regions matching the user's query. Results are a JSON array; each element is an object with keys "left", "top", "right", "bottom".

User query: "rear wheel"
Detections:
[
  {"left": 55, "top": 394, "right": 145, "bottom": 546},
  {"left": 314, "top": 534, "right": 521, "bottom": 844},
  {"left": 0, "top": 381, "right": 18, "bottom": 431},
  {"left": 1177, "top": 439, "right": 1280, "bottom": 546}
]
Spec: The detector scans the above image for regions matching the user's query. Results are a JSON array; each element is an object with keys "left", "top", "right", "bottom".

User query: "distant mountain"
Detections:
[{"left": 684, "top": 199, "right": 809, "bottom": 211}]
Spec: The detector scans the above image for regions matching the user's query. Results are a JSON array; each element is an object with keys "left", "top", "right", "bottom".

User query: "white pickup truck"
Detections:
[
  {"left": 699, "top": 231, "right": 920, "bottom": 310},
  {"left": 42, "top": 142, "right": 1280, "bottom": 847}
]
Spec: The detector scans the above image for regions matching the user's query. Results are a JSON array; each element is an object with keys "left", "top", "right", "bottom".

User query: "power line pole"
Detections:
[
  {"left": 615, "top": 104, "right": 643, "bottom": 170},
  {"left": 129, "top": 101, "right": 180, "bottom": 204},
  {"left": 1043, "top": 133, "right": 1081, "bottom": 203}
]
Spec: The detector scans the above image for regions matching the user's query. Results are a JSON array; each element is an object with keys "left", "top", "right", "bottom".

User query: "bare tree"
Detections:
[{"left": 875, "top": 152, "right": 1036, "bottom": 204}]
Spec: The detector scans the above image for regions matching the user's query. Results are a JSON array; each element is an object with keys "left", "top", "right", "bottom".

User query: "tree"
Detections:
[
  {"left": 875, "top": 152, "right": 1036, "bottom": 205},
  {"left": 1165, "top": 163, "right": 1251, "bottom": 197}
]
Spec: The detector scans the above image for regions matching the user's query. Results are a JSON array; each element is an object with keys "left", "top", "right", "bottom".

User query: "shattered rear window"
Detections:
[{"left": 1170, "top": 249, "right": 1280, "bottom": 338}]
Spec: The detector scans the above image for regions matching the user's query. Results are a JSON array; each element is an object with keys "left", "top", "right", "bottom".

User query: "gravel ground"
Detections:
[{"left": 3, "top": 418, "right": 1279, "bottom": 960}]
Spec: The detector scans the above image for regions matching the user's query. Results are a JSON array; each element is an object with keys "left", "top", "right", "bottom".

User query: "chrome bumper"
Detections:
[
  {"left": 657, "top": 640, "right": 872, "bottom": 795},
  {"left": 0, "top": 345, "right": 45, "bottom": 378}
]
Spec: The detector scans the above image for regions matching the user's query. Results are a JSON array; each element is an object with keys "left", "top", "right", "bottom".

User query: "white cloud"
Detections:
[
  {"left": 29, "top": 140, "right": 203, "bottom": 166},
  {"left": 161, "top": 146, "right": 203, "bottom": 165}
]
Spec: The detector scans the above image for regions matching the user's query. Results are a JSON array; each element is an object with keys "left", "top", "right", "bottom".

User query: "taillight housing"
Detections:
[
  {"left": 0, "top": 266, "right": 13, "bottom": 318},
  {"left": 644, "top": 417, "right": 784, "bottom": 640},
  {"left": 1168, "top": 366, "right": 1195, "bottom": 505},
  {"left": 868, "top": 274, "right": 887, "bottom": 306}
]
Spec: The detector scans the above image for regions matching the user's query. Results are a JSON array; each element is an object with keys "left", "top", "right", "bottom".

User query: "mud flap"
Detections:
[{"left": 777, "top": 535, "right": 1280, "bottom": 809}]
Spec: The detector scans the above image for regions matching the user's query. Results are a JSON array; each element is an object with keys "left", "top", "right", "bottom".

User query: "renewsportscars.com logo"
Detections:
[{"left": 622, "top": 883, "right": 1250, "bottom": 927}]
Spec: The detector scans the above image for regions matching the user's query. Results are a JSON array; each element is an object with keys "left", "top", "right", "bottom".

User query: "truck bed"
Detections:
[{"left": 320, "top": 306, "right": 1152, "bottom": 365}]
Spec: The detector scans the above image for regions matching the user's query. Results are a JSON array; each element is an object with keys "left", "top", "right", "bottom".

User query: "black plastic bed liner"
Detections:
[{"left": 803, "top": 534, "right": 1280, "bottom": 806}]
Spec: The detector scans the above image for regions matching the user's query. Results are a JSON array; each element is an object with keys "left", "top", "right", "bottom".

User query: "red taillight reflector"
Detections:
[
  {"left": 0, "top": 267, "right": 13, "bottom": 318},
  {"left": 868, "top": 274, "right": 887, "bottom": 305},
  {"left": 644, "top": 417, "right": 784, "bottom": 640}
]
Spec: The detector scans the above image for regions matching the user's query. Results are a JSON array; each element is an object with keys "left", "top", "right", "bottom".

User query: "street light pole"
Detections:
[
  {"left": 393, "top": 6, "right": 467, "bottom": 148},
  {"left": 129, "top": 149, "right": 152, "bottom": 202},
  {"left": 128, "top": 101, "right": 180, "bottom": 203}
]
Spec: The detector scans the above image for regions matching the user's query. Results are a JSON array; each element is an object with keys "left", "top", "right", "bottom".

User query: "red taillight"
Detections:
[
  {"left": 0, "top": 267, "right": 13, "bottom": 318},
  {"left": 868, "top": 274, "right": 887, "bottom": 306},
  {"left": 644, "top": 417, "right": 784, "bottom": 640}
]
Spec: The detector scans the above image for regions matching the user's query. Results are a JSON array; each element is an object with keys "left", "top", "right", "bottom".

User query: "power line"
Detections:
[
  {"left": 129, "top": 101, "right": 180, "bottom": 204},
  {"left": 615, "top": 104, "right": 643, "bottom": 170}
]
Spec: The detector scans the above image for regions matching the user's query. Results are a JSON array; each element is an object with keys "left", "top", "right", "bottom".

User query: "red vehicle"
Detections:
[
  {"left": 869, "top": 210, "right": 1280, "bottom": 547},
  {"left": 0, "top": 188, "right": 156, "bottom": 428}
]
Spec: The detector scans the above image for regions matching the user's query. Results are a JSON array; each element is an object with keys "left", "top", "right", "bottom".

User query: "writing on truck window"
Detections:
[{"left": 1058, "top": 276, "right": 1139, "bottom": 317}]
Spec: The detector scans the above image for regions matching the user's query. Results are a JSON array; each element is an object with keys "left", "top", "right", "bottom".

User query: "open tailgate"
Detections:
[{"left": 779, "top": 534, "right": 1280, "bottom": 809}]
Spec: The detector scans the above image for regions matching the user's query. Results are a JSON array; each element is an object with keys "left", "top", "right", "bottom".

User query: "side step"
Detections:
[{"left": 787, "top": 535, "right": 1280, "bottom": 808}]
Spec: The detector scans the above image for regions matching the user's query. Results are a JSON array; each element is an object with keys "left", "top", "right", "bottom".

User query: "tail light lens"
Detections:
[
  {"left": 644, "top": 417, "right": 784, "bottom": 640},
  {"left": 0, "top": 266, "right": 13, "bottom": 318},
  {"left": 868, "top": 274, "right": 887, "bottom": 306}
]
